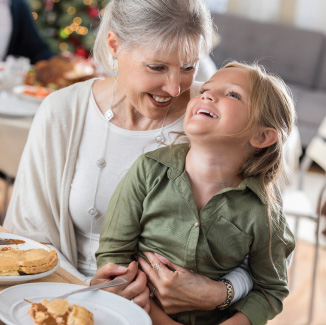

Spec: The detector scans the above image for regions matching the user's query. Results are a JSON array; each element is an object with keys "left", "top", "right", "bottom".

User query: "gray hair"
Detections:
[{"left": 93, "top": 0, "right": 214, "bottom": 74}]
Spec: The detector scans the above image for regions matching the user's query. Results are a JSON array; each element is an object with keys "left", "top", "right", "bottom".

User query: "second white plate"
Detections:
[
  {"left": 0, "top": 282, "right": 152, "bottom": 325},
  {"left": 0, "top": 233, "right": 59, "bottom": 285}
]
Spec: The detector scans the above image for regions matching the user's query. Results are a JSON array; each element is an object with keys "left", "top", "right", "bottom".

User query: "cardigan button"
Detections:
[
  {"left": 97, "top": 158, "right": 106, "bottom": 169},
  {"left": 195, "top": 221, "right": 199, "bottom": 227}
]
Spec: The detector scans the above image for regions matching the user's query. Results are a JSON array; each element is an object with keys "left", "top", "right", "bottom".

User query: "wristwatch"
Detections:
[{"left": 217, "top": 278, "right": 234, "bottom": 310}]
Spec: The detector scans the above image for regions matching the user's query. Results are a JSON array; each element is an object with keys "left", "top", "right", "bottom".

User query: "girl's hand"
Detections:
[
  {"left": 91, "top": 261, "right": 150, "bottom": 312},
  {"left": 138, "top": 252, "right": 227, "bottom": 314}
]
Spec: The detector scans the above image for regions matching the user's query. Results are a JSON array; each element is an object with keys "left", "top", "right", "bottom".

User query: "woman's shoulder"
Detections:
[
  {"left": 31, "top": 78, "right": 96, "bottom": 130},
  {"left": 46, "top": 78, "right": 96, "bottom": 102},
  {"left": 37, "top": 78, "right": 96, "bottom": 115}
]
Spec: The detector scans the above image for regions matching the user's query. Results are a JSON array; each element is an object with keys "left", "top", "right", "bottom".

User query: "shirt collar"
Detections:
[
  {"left": 145, "top": 143, "right": 266, "bottom": 203},
  {"left": 145, "top": 143, "right": 189, "bottom": 180}
]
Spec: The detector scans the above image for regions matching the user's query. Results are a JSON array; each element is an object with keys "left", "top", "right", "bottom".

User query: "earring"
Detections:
[{"left": 112, "top": 55, "right": 118, "bottom": 77}]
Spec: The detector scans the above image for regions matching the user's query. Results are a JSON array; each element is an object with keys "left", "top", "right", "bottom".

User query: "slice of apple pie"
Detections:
[{"left": 26, "top": 298, "right": 94, "bottom": 325}]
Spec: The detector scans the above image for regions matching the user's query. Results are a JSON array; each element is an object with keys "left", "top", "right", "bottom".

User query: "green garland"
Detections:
[{"left": 27, "top": 0, "right": 110, "bottom": 56}]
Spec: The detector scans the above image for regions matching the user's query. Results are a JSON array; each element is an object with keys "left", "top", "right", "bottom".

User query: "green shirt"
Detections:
[{"left": 97, "top": 143, "right": 295, "bottom": 325}]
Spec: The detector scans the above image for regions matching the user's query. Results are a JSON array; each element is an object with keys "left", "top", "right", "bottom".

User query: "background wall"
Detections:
[
  {"left": 28, "top": 0, "right": 326, "bottom": 57},
  {"left": 206, "top": 0, "right": 326, "bottom": 34}
]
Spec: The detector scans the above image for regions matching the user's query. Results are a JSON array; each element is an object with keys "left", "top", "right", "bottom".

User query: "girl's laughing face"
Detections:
[{"left": 184, "top": 67, "right": 251, "bottom": 143}]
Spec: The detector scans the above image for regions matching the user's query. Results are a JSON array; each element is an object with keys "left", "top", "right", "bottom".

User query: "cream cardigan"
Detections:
[{"left": 4, "top": 79, "right": 95, "bottom": 280}]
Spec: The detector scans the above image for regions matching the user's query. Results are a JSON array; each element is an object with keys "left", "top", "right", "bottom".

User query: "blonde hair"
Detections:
[
  {"left": 223, "top": 61, "right": 296, "bottom": 211},
  {"left": 223, "top": 61, "right": 296, "bottom": 282},
  {"left": 93, "top": 0, "right": 214, "bottom": 74}
]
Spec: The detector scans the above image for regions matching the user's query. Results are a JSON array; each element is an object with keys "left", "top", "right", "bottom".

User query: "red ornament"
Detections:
[
  {"left": 88, "top": 7, "right": 99, "bottom": 18},
  {"left": 44, "top": 0, "right": 54, "bottom": 11},
  {"left": 75, "top": 47, "right": 88, "bottom": 58}
]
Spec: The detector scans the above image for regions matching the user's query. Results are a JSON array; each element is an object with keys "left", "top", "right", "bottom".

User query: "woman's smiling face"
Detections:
[
  {"left": 184, "top": 67, "right": 252, "bottom": 142},
  {"left": 116, "top": 44, "right": 198, "bottom": 121}
]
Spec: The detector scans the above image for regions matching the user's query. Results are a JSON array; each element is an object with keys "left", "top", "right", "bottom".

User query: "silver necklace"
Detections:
[
  {"left": 88, "top": 79, "right": 168, "bottom": 219},
  {"left": 87, "top": 78, "right": 117, "bottom": 219},
  {"left": 86, "top": 79, "right": 169, "bottom": 269},
  {"left": 155, "top": 109, "right": 169, "bottom": 143},
  {"left": 86, "top": 78, "right": 117, "bottom": 269}
]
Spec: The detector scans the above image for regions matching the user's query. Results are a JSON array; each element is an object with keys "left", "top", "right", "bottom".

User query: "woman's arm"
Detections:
[
  {"left": 140, "top": 251, "right": 250, "bottom": 324},
  {"left": 138, "top": 252, "right": 253, "bottom": 314},
  {"left": 222, "top": 256, "right": 253, "bottom": 302}
]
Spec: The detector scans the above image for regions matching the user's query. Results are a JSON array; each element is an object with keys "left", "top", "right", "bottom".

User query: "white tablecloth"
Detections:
[{"left": 0, "top": 94, "right": 38, "bottom": 178}]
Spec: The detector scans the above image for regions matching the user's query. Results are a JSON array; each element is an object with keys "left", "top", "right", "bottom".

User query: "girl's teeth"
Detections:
[
  {"left": 196, "top": 109, "right": 217, "bottom": 118},
  {"left": 152, "top": 95, "right": 172, "bottom": 103}
]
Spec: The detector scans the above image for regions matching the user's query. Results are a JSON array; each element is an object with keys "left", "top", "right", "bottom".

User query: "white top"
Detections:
[
  {"left": 69, "top": 90, "right": 184, "bottom": 276},
  {"left": 0, "top": 0, "right": 12, "bottom": 60}
]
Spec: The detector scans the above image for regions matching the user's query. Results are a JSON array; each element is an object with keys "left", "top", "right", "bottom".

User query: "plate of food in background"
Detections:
[
  {"left": 0, "top": 233, "right": 59, "bottom": 285},
  {"left": 13, "top": 85, "right": 53, "bottom": 103},
  {"left": 26, "top": 52, "right": 99, "bottom": 91}
]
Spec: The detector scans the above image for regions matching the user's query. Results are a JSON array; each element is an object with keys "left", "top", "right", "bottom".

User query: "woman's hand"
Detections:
[
  {"left": 138, "top": 252, "right": 227, "bottom": 314},
  {"left": 91, "top": 261, "right": 150, "bottom": 312}
]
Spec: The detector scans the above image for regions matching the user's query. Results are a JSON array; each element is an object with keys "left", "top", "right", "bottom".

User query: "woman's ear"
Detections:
[
  {"left": 107, "top": 31, "right": 121, "bottom": 57},
  {"left": 249, "top": 127, "right": 278, "bottom": 148}
]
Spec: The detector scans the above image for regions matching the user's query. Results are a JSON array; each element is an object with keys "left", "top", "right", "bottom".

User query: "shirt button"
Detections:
[{"left": 195, "top": 221, "right": 199, "bottom": 227}]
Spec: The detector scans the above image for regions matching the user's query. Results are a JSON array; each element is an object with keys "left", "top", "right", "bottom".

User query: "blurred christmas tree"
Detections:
[{"left": 27, "top": 0, "right": 110, "bottom": 58}]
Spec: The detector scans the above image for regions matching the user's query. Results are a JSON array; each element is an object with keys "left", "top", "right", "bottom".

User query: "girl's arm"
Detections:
[
  {"left": 229, "top": 218, "right": 295, "bottom": 324},
  {"left": 95, "top": 155, "right": 150, "bottom": 311},
  {"left": 96, "top": 156, "right": 147, "bottom": 268},
  {"left": 149, "top": 299, "right": 182, "bottom": 325},
  {"left": 220, "top": 312, "right": 250, "bottom": 325}
]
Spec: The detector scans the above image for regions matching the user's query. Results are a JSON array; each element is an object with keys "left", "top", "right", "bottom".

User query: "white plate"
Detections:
[
  {"left": 0, "top": 94, "right": 40, "bottom": 117},
  {"left": 0, "top": 233, "right": 59, "bottom": 285},
  {"left": 0, "top": 282, "right": 152, "bottom": 325},
  {"left": 13, "top": 85, "right": 53, "bottom": 103}
]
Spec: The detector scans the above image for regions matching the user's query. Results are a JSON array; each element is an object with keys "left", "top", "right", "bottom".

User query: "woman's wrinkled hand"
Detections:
[
  {"left": 138, "top": 252, "right": 225, "bottom": 314},
  {"left": 91, "top": 261, "right": 150, "bottom": 312}
]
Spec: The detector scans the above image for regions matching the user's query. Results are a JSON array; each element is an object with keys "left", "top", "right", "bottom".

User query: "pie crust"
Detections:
[
  {"left": 27, "top": 299, "right": 94, "bottom": 325},
  {"left": 0, "top": 248, "right": 58, "bottom": 276}
]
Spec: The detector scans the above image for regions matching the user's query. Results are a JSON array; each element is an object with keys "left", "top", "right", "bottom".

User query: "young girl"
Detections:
[{"left": 96, "top": 61, "right": 296, "bottom": 325}]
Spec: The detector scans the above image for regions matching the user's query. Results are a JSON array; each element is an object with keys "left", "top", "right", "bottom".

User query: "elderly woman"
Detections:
[{"left": 4, "top": 0, "right": 252, "bottom": 320}]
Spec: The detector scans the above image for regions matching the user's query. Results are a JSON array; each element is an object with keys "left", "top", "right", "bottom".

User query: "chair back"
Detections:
[
  {"left": 298, "top": 116, "right": 326, "bottom": 189},
  {"left": 305, "top": 137, "right": 326, "bottom": 171},
  {"left": 318, "top": 116, "right": 326, "bottom": 138}
]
